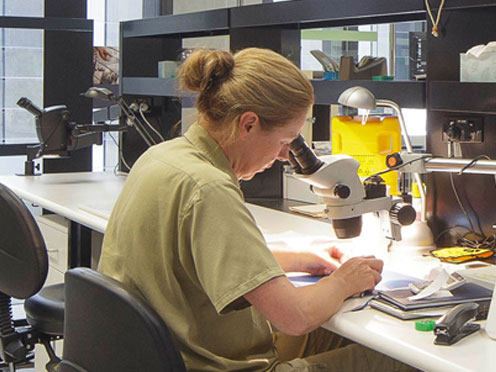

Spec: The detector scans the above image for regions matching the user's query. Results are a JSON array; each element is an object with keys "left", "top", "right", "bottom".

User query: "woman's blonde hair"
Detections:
[{"left": 177, "top": 48, "right": 314, "bottom": 139}]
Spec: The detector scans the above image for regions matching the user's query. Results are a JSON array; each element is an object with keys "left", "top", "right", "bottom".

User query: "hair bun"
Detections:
[{"left": 178, "top": 49, "right": 234, "bottom": 93}]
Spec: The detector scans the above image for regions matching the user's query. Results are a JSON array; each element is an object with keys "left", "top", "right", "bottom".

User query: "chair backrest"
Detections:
[
  {"left": 59, "top": 267, "right": 186, "bottom": 372},
  {"left": 0, "top": 183, "right": 48, "bottom": 299}
]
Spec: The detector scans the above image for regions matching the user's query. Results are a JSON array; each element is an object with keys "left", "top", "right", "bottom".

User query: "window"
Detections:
[
  {"left": 1, "top": 0, "right": 43, "bottom": 17},
  {"left": 300, "top": 21, "right": 427, "bottom": 145},
  {"left": 88, "top": 0, "right": 143, "bottom": 47},
  {"left": 88, "top": 0, "right": 143, "bottom": 172},
  {"left": 0, "top": 0, "right": 44, "bottom": 144}
]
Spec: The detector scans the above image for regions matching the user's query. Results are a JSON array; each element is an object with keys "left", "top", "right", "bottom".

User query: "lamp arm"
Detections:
[
  {"left": 376, "top": 99, "right": 427, "bottom": 221},
  {"left": 376, "top": 99, "right": 413, "bottom": 152},
  {"left": 116, "top": 97, "right": 158, "bottom": 147}
]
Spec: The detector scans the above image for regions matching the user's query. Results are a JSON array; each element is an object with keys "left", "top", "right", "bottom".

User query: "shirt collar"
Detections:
[{"left": 184, "top": 124, "right": 239, "bottom": 186}]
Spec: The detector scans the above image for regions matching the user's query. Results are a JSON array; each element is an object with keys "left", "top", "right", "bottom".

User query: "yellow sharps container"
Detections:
[{"left": 331, "top": 115, "right": 401, "bottom": 195}]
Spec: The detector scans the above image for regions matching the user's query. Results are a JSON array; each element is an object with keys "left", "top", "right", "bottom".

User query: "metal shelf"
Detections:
[
  {"left": 230, "top": 0, "right": 425, "bottom": 29},
  {"left": 0, "top": 16, "right": 92, "bottom": 31},
  {"left": 312, "top": 80, "right": 426, "bottom": 108},
  {"left": 441, "top": 0, "right": 496, "bottom": 11},
  {"left": 122, "top": 77, "right": 182, "bottom": 97},
  {"left": 121, "top": 9, "right": 229, "bottom": 38},
  {"left": 120, "top": 1, "right": 427, "bottom": 110},
  {"left": 429, "top": 81, "right": 496, "bottom": 114},
  {"left": 122, "top": 78, "right": 426, "bottom": 110},
  {"left": 0, "top": 143, "right": 38, "bottom": 156}
]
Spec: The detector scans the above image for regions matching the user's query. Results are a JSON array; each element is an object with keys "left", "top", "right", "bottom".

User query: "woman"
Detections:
[{"left": 99, "top": 48, "right": 415, "bottom": 371}]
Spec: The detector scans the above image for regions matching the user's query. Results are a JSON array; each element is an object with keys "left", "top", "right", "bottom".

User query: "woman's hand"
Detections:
[
  {"left": 328, "top": 255, "right": 383, "bottom": 297},
  {"left": 272, "top": 246, "right": 345, "bottom": 275}
]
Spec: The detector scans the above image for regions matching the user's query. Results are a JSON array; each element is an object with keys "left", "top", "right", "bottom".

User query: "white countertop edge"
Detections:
[
  {"left": 12, "top": 186, "right": 108, "bottom": 233},
  {"left": 324, "top": 310, "right": 477, "bottom": 372}
]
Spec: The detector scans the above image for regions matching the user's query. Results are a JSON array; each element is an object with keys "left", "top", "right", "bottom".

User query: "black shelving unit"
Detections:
[
  {"left": 0, "top": 16, "right": 91, "bottom": 31},
  {"left": 43, "top": 2, "right": 93, "bottom": 174},
  {"left": 121, "top": 9, "right": 229, "bottom": 38},
  {"left": 120, "top": 9, "right": 229, "bottom": 80},
  {"left": 426, "top": 2, "right": 496, "bottom": 244},
  {"left": 119, "top": 1, "right": 496, "bottom": 236},
  {"left": 312, "top": 80, "right": 425, "bottom": 108},
  {"left": 0, "top": 0, "right": 93, "bottom": 170},
  {"left": 119, "top": 1, "right": 428, "bottom": 199},
  {"left": 230, "top": 0, "right": 425, "bottom": 28},
  {"left": 429, "top": 82, "right": 496, "bottom": 114},
  {"left": 118, "top": 9, "right": 230, "bottom": 172},
  {"left": 121, "top": 78, "right": 426, "bottom": 109}
]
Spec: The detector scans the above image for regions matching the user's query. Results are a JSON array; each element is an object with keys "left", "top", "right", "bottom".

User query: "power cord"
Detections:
[
  {"left": 138, "top": 103, "right": 165, "bottom": 142},
  {"left": 107, "top": 131, "right": 132, "bottom": 173},
  {"left": 439, "top": 154, "right": 495, "bottom": 249},
  {"left": 364, "top": 151, "right": 494, "bottom": 249},
  {"left": 457, "top": 155, "right": 491, "bottom": 175},
  {"left": 449, "top": 173, "right": 478, "bottom": 241},
  {"left": 435, "top": 225, "right": 495, "bottom": 250},
  {"left": 365, "top": 155, "right": 435, "bottom": 181},
  {"left": 425, "top": 0, "right": 446, "bottom": 37}
]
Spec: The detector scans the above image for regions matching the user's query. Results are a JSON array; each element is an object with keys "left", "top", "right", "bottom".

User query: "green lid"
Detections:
[
  {"left": 372, "top": 75, "right": 394, "bottom": 81},
  {"left": 415, "top": 319, "right": 436, "bottom": 332}
]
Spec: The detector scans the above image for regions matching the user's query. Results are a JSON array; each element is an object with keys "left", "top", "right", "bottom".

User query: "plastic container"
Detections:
[
  {"left": 323, "top": 71, "right": 339, "bottom": 80},
  {"left": 331, "top": 115, "right": 401, "bottom": 195},
  {"left": 371, "top": 75, "right": 394, "bottom": 81},
  {"left": 415, "top": 319, "right": 436, "bottom": 332},
  {"left": 158, "top": 60, "right": 178, "bottom": 78},
  {"left": 460, "top": 41, "right": 496, "bottom": 82}
]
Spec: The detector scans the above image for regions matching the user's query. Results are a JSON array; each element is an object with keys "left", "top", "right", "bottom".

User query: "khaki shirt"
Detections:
[{"left": 99, "top": 124, "right": 285, "bottom": 371}]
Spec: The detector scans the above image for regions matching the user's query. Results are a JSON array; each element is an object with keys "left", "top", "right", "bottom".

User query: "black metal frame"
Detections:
[
  {"left": 0, "top": 1, "right": 94, "bottom": 268},
  {"left": 426, "top": 3, "right": 496, "bottom": 244},
  {"left": 68, "top": 222, "right": 93, "bottom": 268},
  {"left": 0, "top": 17, "right": 91, "bottom": 31},
  {"left": 0, "top": 296, "right": 62, "bottom": 371},
  {"left": 118, "top": 1, "right": 427, "bottom": 199},
  {"left": 229, "top": 0, "right": 426, "bottom": 29},
  {"left": 0, "top": 143, "right": 37, "bottom": 156},
  {"left": 0, "top": 0, "right": 93, "bottom": 175}
]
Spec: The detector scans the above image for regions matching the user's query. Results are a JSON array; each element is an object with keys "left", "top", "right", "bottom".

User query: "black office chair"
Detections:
[
  {"left": 59, "top": 267, "right": 186, "bottom": 372},
  {"left": 0, "top": 183, "right": 65, "bottom": 371}
]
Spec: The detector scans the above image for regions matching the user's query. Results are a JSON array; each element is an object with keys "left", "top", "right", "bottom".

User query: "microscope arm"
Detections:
[
  {"left": 388, "top": 152, "right": 496, "bottom": 175},
  {"left": 71, "top": 123, "right": 128, "bottom": 134}
]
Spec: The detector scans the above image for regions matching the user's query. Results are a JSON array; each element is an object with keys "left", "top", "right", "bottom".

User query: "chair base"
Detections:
[
  {"left": 0, "top": 359, "right": 34, "bottom": 371},
  {"left": 0, "top": 327, "right": 61, "bottom": 372}
]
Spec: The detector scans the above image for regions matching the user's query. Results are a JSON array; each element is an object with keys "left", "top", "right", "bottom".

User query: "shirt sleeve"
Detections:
[{"left": 180, "top": 179, "right": 285, "bottom": 314}]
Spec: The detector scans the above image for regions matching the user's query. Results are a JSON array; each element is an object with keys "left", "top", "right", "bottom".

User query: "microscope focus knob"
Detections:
[
  {"left": 334, "top": 184, "right": 351, "bottom": 199},
  {"left": 386, "top": 153, "right": 403, "bottom": 168},
  {"left": 390, "top": 203, "right": 416, "bottom": 226}
]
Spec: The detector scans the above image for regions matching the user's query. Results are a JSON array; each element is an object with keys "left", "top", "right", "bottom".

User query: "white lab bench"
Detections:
[{"left": 1, "top": 171, "right": 495, "bottom": 372}]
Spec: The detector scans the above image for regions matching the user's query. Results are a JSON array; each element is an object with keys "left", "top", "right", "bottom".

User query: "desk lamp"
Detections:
[
  {"left": 337, "top": 86, "right": 434, "bottom": 253},
  {"left": 17, "top": 87, "right": 162, "bottom": 176}
]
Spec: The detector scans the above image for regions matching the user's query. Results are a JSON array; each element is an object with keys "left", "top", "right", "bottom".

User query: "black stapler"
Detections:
[{"left": 434, "top": 303, "right": 480, "bottom": 346}]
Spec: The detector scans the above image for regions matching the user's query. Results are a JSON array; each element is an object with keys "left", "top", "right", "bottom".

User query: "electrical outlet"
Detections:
[
  {"left": 130, "top": 98, "right": 152, "bottom": 113},
  {"left": 442, "top": 117, "right": 483, "bottom": 143}
]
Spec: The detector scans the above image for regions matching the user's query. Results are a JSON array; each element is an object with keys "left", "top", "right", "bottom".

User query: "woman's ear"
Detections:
[{"left": 238, "top": 111, "right": 260, "bottom": 139}]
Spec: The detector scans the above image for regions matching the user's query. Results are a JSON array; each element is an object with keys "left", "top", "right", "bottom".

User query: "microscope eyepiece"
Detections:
[
  {"left": 17, "top": 97, "right": 43, "bottom": 117},
  {"left": 289, "top": 134, "right": 323, "bottom": 175}
]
